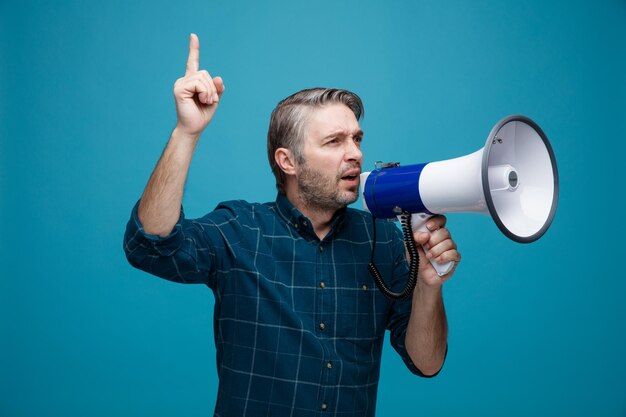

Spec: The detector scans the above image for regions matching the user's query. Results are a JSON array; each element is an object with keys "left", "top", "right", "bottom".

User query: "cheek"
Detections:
[{"left": 310, "top": 152, "right": 343, "bottom": 171}]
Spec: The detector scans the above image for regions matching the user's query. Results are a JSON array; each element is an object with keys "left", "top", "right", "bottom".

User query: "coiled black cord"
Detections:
[{"left": 367, "top": 211, "right": 419, "bottom": 301}]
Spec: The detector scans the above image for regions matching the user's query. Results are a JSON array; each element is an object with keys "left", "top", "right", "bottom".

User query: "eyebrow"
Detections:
[{"left": 322, "top": 129, "right": 364, "bottom": 140}]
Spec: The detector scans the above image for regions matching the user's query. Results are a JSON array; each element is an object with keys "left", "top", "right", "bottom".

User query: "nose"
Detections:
[{"left": 345, "top": 138, "right": 363, "bottom": 163}]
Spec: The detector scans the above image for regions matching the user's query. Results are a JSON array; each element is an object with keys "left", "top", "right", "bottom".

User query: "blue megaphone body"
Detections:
[{"left": 360, "top": 115, "right": 559, "bottom": 278}]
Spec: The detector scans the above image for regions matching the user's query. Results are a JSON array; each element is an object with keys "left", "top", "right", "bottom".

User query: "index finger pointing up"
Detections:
[{"left": 185, "top": 33, "right": 200, "bottom": 75}]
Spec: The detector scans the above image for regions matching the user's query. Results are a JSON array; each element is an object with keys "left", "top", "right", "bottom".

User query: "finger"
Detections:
[
  {"left": 426, "top": 238, "right": 456, "bottom": 260},
  {"left": 426, "top": 227, "right": 451, "bottom": 247},
  {"left": 187, "top": 72, "right": 215, "bottom": 104},
  {"left": 213, "top": 76, "right": 225, "bottom": 96},
  {"left": 413, "top": 231, "right": 430, "bottom": 246},
  {"left": 196, "top": 76, "right": 213, "bottom": 104},
  {"left": 185, "top": 33, "right": 200, "bottom": 75},
  {"left": 434, "top": 249, "right": 461, "bottom": 265},
  {"left": 425, "top": 215, "right": 447, "bottom": 232},
  {"left": 414, "top": 228, "right": 446, "bottom": 253},
  {"left": 199, "top": 70, "right": 218, "bottom": 102},
  {"left": 181, "top": 78, "right": 211, "bottom": 104}
]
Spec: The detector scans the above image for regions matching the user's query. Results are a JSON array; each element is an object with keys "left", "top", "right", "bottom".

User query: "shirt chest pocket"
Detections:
[{"left": 334, "top": 285, "right": 390, "bottom": 340}]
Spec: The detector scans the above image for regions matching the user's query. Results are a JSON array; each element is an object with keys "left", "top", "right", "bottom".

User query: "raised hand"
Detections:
[{"left": 173, "top": 33, "right": 225, "bottom": 137}]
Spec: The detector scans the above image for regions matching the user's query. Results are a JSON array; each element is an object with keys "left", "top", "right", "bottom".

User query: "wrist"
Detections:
[
  {"left": 172, "top": 125, "right": 202, "bottom": 143},
  {"left": 413, "top": 280, "right": 442, "bottom": 306},
  {"left": 162, "top": 127, "right": 202, "bottom": 162}
]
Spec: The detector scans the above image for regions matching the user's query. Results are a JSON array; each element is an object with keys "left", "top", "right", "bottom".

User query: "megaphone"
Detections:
[{"left": 360, "top": 115, "right": 559, "bottom": 299}]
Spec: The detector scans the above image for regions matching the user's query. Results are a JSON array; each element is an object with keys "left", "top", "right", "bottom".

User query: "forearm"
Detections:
[
  {"left": 138, "top": 127, "right": 200, "bottom": 236},
  {"left": 405, "top": 283, "right": 448, "bottom": 376}
]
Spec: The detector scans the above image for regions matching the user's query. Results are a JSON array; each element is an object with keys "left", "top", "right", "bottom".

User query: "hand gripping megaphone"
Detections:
[{"left": 360, "top": 115, "right": 559, "bottom": 300}]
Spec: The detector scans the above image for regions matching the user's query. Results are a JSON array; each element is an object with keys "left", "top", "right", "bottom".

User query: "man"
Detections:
[{"left": 124, "top": 34, "right": 461, "bottom": 416}]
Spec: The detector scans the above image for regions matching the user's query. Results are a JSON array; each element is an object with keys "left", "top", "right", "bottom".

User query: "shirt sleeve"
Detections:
[
  {"left": 384, "top": 225, "right": 448, "bottom": 378},
  {"left": 123, "top": 200, "right": 219, "bottom": 286}
]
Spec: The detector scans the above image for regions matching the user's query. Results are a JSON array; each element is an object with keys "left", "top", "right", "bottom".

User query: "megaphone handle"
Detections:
[{"left": 400, "top": 213, "right": 455, "bottom": 277}]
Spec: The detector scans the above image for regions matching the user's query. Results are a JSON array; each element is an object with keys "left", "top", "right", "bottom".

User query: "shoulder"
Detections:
[
  {"left": 345, "top": 207, "right": 401, "bottom": 230},
  {"left": 344, "top": 207, "right": 404, "bottom": 240},
  {"left": 201, "top": 199, "right": 278, "bottom": 223},
  {"left": 214, "top": 199, "right": 274, "bottom": 212}
]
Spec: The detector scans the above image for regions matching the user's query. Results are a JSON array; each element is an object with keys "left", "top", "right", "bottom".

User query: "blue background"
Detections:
[{"left": 2, "top": 0, "right": 625, "bottom": 416}]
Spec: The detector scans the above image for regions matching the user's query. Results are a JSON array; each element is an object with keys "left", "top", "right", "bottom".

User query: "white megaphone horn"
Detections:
[{"left": 360, "top": 115, "right": 559, "bottom": 299}]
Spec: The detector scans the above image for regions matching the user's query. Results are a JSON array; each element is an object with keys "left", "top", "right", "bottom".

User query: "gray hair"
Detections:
[{"left": 267, "top": 88, "right": 364, "bottom": 194}]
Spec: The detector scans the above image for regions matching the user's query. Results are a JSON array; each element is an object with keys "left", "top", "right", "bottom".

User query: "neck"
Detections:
[{"left": 286, "top": 189, "right": 340, "bottom": 240}]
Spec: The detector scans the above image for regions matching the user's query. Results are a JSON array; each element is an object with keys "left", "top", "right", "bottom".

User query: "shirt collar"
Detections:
[{"left": 275, "top": 193, "right": 348, "bottom": 240}]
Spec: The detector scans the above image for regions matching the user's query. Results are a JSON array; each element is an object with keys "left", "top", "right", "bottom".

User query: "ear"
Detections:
[{"left": 275, "top": 147, "right": 298, "bottom": 176}]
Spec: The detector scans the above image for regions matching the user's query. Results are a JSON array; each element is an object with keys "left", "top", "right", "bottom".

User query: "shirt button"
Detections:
[
  {"left": 319, "top": 245, "right": 324, "bottom": 252},
  {"left": 319, "top": 282, "right": 326, "bottom": 289},
  {"left": 322, "top": 403, "right": 328, "bottom": 411},
  {"left": 326, "top": 361, "right": 333, "bottom": 369},
  {"left": 319, "top": 322, "right": 325, "bottom": 330},
  {"left": 362, "top": 284, "right": 368, "bottom": 291},
  {"left": 303, "top": 220, "right": 308, "bottom": 227}
]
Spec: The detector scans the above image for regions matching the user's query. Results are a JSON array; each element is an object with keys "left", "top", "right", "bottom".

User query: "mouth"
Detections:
[{"left": 340, "top": 169, "right": 361, "bottom": 183}]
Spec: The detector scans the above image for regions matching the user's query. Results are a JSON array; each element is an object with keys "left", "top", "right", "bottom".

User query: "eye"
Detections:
[{"left": 354, "top": 136, "right": 363, "bottom": 145}]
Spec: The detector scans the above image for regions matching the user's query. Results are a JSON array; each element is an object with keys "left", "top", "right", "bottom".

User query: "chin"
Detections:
[{"left": 339, "top": 191, "right": 359, "bottom": 206}]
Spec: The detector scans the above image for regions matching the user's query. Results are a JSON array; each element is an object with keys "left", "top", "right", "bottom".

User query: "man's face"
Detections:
[{"left": 296, "top": 103, "right": 364, "bottom": 211}]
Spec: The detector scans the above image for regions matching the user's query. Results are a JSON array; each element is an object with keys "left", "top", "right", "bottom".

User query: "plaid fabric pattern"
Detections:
[{"left": 124, "top": 194, "right": 432, "bottom": 417}]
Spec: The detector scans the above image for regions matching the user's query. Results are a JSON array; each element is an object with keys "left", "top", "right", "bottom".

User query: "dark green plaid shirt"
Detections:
[{"left": 124, "top": 194, "right": 439, "bottom": 417}]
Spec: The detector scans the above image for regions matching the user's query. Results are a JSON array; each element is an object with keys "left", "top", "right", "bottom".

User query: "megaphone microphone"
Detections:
[{"left": 361, "top": 115, "right": 559, "bottom": 300}]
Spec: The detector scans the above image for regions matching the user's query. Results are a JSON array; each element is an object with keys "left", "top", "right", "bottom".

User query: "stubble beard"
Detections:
[{"left": 297, "top": 161, "right": 360, "bottom": 212}]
